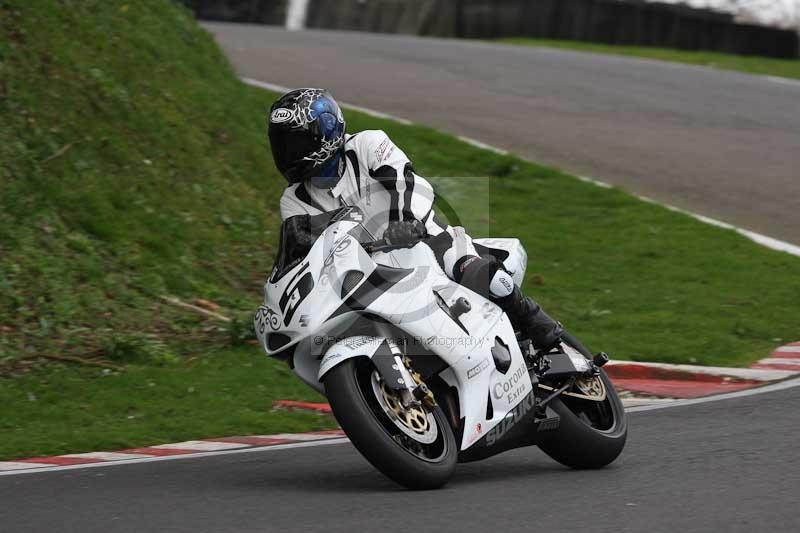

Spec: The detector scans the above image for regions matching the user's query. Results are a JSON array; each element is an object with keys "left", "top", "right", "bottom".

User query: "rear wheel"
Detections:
[
  {"left": 538, "top": 333, "right": 627, "bottom": 469},
  {"left": 324, "top": 357, "right": 457, "bottom": 489}
]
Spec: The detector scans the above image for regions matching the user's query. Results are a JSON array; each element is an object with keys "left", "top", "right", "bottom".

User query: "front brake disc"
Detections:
[{"left": 370, "top": 371, "right": 438, "bottom": 444}]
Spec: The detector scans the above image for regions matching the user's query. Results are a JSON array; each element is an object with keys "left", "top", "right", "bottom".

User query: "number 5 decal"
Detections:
[{"left": 279, "top": 272, "right": 314, "bottom": 326}]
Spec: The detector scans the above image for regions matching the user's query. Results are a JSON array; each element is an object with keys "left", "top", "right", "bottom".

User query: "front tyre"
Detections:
[
  {"left": 538, "top": 333, "right": 627, "bottom": 469},
  {"left": 324, "top": 357, "right": 457, "bottom": 490}
]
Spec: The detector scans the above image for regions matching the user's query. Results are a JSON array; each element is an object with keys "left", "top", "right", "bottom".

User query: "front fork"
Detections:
[{"left": 374, "top": 323, "right": 437, "bottom": 410}]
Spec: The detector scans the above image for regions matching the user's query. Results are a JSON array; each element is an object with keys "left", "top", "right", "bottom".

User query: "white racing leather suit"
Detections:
[{"left": 280, "top": 130, "right": 561, "bottom": 348}]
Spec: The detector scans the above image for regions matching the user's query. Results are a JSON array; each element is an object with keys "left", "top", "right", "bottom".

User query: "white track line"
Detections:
[
  {"left": 263, "top": 433, "right": 336, "bottom": 441},
  {"left": 153, "top": 441, "right": 248, "bottom": 451},
  {"left": 776, "top": 346, "right": 800, "bottom": 353},
  {"left": 580, "top": 177, "right": 800, "bottom": 257},
  {"left": 576, "top": 174, "right": 613, "bottom": 189},
  {"left": 3, "top": 377, "right": 798, "bottom": 477},
  {"left": 627, "top": 376, "right": 800, "bottom": 413},
  {"left": 607, "top": 359, "right": 796, "bottom": 381},
  {"left": 63, "top": 451, "right": 154, "bottom": 461},
  {"left": 240, "top": 77, "right": 291, "bottom": 93},
  {"left": 0, "top": 438, "right": 350, "bottom": 477},
  {"left": 242, "top": 78, "right": 413, "bottom": 125},
  {"left": 243, "top": 76, "right": 800, "bottom": 258},
  {"left": 621, "top": 398, "right": 679, "bottom": 408},
  {"left": 765, "top": 75, "right": 800, "bottom": 88},
  {"left": 757, "top": 358, "right": 800, "bottom": 366},
  {"left": 457, "top": 136, "right": 509, "bottom": 155},
  {"left": 0, "top": 462, "right": 49, "bottom": 471}
]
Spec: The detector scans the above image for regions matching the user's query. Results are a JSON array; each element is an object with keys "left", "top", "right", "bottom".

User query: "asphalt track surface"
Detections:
[
  {"left": 203, "top": 23, "right": 800, "bottom": 245},
  {"left": 3, "top": 383, "right": 799, "bottom": 532}
]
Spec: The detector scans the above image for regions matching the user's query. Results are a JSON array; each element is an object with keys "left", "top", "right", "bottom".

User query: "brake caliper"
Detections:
[{"left": 407, "top": 362, "right": 437, "bottom": 409}]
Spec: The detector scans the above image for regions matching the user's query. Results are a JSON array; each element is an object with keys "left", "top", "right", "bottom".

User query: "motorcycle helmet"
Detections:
[{"left": 268, "top": 88, "right": 346, "bottom": 188}]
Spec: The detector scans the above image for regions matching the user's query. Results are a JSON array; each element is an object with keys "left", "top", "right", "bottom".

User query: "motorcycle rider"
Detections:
[{"left": 268, "top": 88, "right": 563, "bottom": 351}]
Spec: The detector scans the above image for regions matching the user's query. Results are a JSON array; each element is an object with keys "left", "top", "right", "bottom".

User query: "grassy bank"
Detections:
[
  {"left": 497, "top": 38, "right": 800, "bottom": 80},
  {"left": 0, "top": 0, "right": 326, "bottom": 459},
  {"left": 1, "top": 1, "right": 799, "bottom": 459}
]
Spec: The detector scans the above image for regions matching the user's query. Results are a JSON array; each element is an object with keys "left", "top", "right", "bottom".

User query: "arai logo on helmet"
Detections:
[{"left": 270, "top": 108, "right": 294, "bottom": 124}]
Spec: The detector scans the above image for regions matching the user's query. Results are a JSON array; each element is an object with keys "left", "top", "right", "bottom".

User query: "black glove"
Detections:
[{"left": 383, "top": 220, "right": 427, "bottom": 246}]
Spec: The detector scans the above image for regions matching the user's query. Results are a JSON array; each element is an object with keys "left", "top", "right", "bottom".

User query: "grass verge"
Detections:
[
  {"left": 497, "top": 38, "right": 800, "bottom": 80},
  {"left": 1, "top": 1, "right": 798, "bottom": 459},
  {"left": 0, "top": 347, "right": 331, "bottom": 459}
]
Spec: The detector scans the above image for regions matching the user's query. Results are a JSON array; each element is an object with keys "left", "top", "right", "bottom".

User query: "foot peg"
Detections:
[{"left": 592, "top": 352, "right": 609, "bottom": 368}]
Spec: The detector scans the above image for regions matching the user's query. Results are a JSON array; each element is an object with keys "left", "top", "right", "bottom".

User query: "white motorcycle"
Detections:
[{"left": 255, "top": 207, "right": 626, "bottom": 489}]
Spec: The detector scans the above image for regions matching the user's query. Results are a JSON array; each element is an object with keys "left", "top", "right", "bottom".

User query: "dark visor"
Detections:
[{"left": 270, "top": 128, "right": 320, "bottom": 172}]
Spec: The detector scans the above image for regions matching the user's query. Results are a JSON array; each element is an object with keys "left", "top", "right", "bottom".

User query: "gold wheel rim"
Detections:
[{"left": 380, "top": 381, "right": 430, "bottom": 434}]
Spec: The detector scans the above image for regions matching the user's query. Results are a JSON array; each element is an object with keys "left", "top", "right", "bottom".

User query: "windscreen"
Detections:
[{"left": 270, "top": 207, "right": 370, "bottom": 282}]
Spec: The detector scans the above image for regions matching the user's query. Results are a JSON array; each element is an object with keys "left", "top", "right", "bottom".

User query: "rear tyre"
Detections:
[
  {"left": 324, "top": 357, "right": 457, "bottom": 489},
  {"left": 538, "top": 332, "right": 627, "bottom": 469}
]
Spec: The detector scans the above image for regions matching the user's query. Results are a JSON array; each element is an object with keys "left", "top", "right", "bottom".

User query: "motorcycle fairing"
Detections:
[{"left": 258, "top": 219, "right": 534, "bottom": 451}]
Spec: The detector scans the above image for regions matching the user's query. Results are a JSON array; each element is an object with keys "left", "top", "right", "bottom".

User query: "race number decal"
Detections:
[{"left": 279, "top": 272, "right": 314, "bottom": 326}]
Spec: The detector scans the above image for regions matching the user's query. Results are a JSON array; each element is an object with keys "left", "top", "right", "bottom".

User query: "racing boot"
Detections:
[
  {"left": 455, "top": 254, "right": 563, "bottom": 351},
  {"left": 500, "top": 286, "right": 563, "bottom": 352}
]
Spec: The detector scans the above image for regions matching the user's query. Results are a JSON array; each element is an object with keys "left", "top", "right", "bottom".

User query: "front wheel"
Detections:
[
  {"left": 537, "top": 333, "right": 627, "bottom": 469},
  {"left": 324, "top": 357, "right": 457, "bottom": 489}
]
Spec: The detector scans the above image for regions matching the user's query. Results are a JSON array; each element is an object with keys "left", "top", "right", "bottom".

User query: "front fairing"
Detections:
[{"left": 255, "top": 219, "right": 377, "bottom": 355}]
